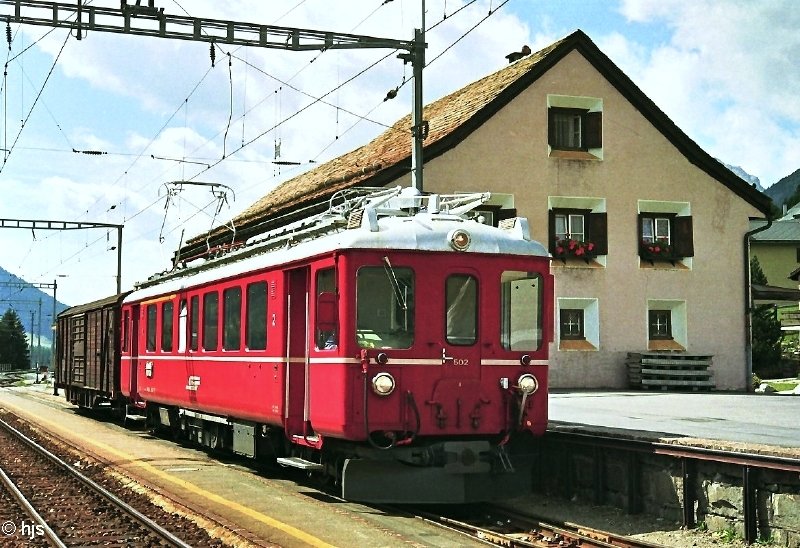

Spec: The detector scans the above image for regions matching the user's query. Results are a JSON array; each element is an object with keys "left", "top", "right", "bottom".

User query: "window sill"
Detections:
[
  {"left": 551, "top": 256, "right": 605, "bottom": 268},
  {"left": 559, "top": 339, "right": 597, "bottom": 351},
  {"left": 549, "top": 149, "right": 601, "bottom": 160},
  {"left": 647, "top": 339, "right": 685, "bottom": 351},
  {"left": 639, "top": 259, "right": 690, "bottom": 270}
]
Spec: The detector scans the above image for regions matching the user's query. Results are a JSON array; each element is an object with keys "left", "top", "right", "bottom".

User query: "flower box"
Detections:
[
  {"left": 639, "top": 238, "right": 674, "bottom": 261},
  {"left": 553, "top": 238, "right": 596, "bottom": 260}
]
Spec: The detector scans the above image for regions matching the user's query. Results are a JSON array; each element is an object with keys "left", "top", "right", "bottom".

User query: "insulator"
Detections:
[
  {"left": 210, "top": 42, "right": 216, "bottom": 67},
  {"left": 6, "top": 21, "right": 11, "bottom": 50}
]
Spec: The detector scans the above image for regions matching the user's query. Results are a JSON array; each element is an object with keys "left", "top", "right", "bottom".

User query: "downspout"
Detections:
[{"left": 744, "top": 215, "right": 773, "bottom": 392}]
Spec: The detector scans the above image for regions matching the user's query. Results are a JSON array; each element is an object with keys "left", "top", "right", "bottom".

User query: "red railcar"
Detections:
[{"left": 65, "top": 187, "right": 553, "bottom": 503}]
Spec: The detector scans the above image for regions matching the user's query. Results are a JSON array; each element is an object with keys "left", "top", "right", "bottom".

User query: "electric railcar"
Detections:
[{"left": 56, "top": 186, "right": 553, "bottom": 503}]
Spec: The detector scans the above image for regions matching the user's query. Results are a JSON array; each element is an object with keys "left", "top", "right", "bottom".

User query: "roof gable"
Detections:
[{"left": 185, "top": 29, "right": 771, "bottom": 254}]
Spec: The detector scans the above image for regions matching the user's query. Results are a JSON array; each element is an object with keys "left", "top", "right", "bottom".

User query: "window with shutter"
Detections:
[
  {"left": 549, "top": 208, "right": 607, "bottom": 258},
  {"left": 638, "top": 212, "right": 693, "bottom": 262},
  {"left": 548, "top": 108, "right": 595, "bottom": 151}
]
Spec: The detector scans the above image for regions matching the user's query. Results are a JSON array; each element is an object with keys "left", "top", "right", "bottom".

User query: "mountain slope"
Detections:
[
  {"left": 764, "top": 168, "right": 800, "bottom": 208},
  {"left": 0, "top": 266, "right": 71, "bottom": 344}
]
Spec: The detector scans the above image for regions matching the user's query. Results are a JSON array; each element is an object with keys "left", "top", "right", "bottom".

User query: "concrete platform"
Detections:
[{"left": 549, "top": 390, "right": 800, "bottom": 455}]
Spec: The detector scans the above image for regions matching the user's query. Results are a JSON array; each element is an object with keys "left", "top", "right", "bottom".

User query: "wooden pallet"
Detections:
[{"left": 626, "top": 352, "right": 714, "bottom": 391}]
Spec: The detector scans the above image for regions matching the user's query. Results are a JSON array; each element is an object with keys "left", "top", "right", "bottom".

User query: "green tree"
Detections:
[
  {"left": 0, "top": 309, "right": 30, "bottom": 370},
  {"left": 750, "top": 257, "right": 782, "bottom": 377}
]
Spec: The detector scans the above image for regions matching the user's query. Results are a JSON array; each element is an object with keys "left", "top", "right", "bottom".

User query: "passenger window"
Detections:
[
  {"left": 146, "top": 304, "right": 157, "bottom": 352},
  {"left": 246, "top": 282, "right": 267, "bottom": 350},
  {"left": 203, "top": 292, "right": 219, "bottom": 351},
  {"left": 446, "top": 274, "right": 477, "bottom": 345},
  {"left": 161, "top": 301, "right": 174, "bottom": 352},
  {"left": 356, "top": 264, "right": 414, "bottom": 349},
  {"left": 501, "top": 271, "right": 543, "bottom": 351},
  {"left": 189, "top": 295, "right": 199, "bottom": 351},
  {"left": 223, "top": 287, "right": 242, "bottom": 351}
]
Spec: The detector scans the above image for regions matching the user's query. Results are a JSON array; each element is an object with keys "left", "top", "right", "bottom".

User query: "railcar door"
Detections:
[
  {"left": 429, "top": 268, "right": 486, "bottom": 433},
  {"left": 124, "top": 304, "right": 140, "bottom": 401},
  {"left": 441, "top": 270, "right": 482, "bottom": 377},
  {"left": 285, "top": 267, "right": 311, "bottom": 439}
]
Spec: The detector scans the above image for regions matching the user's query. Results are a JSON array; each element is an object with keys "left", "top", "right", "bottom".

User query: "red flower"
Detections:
[
  {"left": 556, "top": 246, "right": 564, "bottom": 254},
  {"left": 568, "top": 240, "right": 577, "bottom": 250},
  {"left": 587, "top": 242, "right": 595, "bottom": 251},
  {"left": 575, "top": 247, "right": 585, "bottom": 256},
  {"left": 653, "top": 246, "right": 660, "bottom": 253}
]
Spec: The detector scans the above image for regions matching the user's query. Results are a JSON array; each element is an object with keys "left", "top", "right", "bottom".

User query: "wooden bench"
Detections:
[{"left": 626, "top": 352, "right": 714, "bottom": 391}]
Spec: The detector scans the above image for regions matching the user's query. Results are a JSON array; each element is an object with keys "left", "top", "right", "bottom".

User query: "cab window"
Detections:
[
  {"left": 501, "top": 271, "right": 543, "bottom": 351},
  {"left": 356, "top": 264, "right": 414, "bottom": 349}
]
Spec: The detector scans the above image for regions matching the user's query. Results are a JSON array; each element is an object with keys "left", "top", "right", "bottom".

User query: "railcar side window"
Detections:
[
  {"left": 246, "top": 282, "right": 267, "bottom": 350},
  {"left": 446, "top": 274, "right": 477, "bottom": 345},
  {"left": 501, "top": 271, "right": 543, "bottom": 351},
  {"left": 146, "top": 304, "right": 157, "bottom": 352},
  {"left": 223, "top": 287, "right": 242, "bottom": 351},
  {"left": 189, "top": 295, "right": 199, "bottom": 351},
  {"left": 161, "top": 301, "right": 174, "bottom": 352},
  {"left": 356, "top": 265, "right": 414, "bottom": 349},
  {"left": 316, "top": 268, "right": 337, "bottom": 350},
  {"left": 203, "top": 292, "right": 219, "bottom": 351}
]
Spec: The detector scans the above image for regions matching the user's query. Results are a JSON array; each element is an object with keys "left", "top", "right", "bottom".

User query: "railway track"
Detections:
[
  {"left": 413, "top": 506, "right": 667, "bottom": 548},
  {"left": 0, "top": 414, "right": 211, "bottom": 547}
]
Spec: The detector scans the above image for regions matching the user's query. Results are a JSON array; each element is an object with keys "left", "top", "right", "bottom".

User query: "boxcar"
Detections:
[{"left": 56, "top": 292, "right": 130, "bottom": 409}]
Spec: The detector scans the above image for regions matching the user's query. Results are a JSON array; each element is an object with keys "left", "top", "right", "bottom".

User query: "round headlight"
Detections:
[
  {"left": 517, "top": 374, "right": 538, "bottom": 395},
  {"left": 372, "top": 372, "right": 396, "bottom": 396},
  {"left": 449, "top": 229, "right": 471, "bottom": 251}
]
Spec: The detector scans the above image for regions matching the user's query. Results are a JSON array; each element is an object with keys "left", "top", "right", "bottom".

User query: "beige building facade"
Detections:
[{"left": 186, "top": 31, "right": 771, "bottom": 390}]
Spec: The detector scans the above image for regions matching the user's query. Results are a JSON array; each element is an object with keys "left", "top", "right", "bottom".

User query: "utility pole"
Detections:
[{"left": 0, "top": 0, "right": 428, "bottom": 190}]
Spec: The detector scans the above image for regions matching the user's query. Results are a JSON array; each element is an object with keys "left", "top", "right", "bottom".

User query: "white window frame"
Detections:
[
  {"left": 646, "top": 299, "right": 687, "bottom": 350},
  {"left": 557, "top": 297, "right": 599, "bottom": 350}
]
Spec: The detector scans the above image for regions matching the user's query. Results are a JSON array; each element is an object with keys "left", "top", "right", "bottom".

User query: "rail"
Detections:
[
  {"left": 0, "top": 415, "right": 195, "bottom": 547},
  {"left": 411, "top": 506, "right": 667, "bottom": 548}
]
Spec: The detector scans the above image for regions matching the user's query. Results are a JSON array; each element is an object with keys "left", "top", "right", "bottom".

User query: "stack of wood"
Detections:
[{"left": 626, "top": 352, "right": 714, "bottom": 390}]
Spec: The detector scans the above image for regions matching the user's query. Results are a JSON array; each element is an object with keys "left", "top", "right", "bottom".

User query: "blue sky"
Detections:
[{"left": 0, "top": 0, "right": 797, "bottom": 305}]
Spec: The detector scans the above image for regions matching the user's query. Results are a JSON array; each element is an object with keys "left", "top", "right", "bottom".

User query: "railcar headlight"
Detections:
[
  {"left": 372, "top": 372, "right": 396, "bottom": 396},
  {"left": 517, "top": 374, "right": 538, "bottom": 395},
  {"left": 449, "top": 229, "right": 471, "bottom": 251}
]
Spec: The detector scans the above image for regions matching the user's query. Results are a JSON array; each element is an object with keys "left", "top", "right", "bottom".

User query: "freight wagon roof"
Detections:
[
  {"left": 127, "top": 212, "right": 547, "bottom": 303},
  {"left": 58, "top": 291, "right": 131, "bottom": 318}
]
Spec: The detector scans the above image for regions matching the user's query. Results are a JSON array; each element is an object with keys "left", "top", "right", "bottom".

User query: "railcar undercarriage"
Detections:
[{"left": 145, "top": 403, "right": 535, "bottom": 503}]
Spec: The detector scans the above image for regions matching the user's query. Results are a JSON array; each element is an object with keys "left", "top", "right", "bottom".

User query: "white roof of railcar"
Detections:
[{"left": 125, "top": 188, "right": 547, "bottom": 303}]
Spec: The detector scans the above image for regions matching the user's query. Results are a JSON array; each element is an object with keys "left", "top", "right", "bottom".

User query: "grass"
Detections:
[{"left": 766, "top": 380, "right": 800, "bottom": 392}]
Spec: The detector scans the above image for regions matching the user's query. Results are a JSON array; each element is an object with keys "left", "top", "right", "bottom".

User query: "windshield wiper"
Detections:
[{"left": 382, "top": 256, "right": 408, "bottom": 311}]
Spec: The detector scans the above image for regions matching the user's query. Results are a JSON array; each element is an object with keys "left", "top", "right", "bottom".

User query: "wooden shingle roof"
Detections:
[{"left": 182, "top": 29, "right": 771, "bottom": 258}]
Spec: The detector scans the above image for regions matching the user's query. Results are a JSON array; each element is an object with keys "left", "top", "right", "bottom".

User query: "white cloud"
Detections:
[{"left": 616, "top": 0, "right": 800, "bottom": 185}]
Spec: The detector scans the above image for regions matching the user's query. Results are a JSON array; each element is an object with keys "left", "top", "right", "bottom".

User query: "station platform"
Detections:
[{"left": 548, "top": 390, "right": 800, "bottom": 457}]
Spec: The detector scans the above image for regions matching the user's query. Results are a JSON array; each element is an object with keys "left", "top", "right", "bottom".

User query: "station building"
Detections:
[{"left": 183, "top": 30, "right": 772, "bottom": 390}]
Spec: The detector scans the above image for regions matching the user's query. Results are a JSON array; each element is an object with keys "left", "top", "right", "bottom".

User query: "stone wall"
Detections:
[{"left": 532, "top": 442, "right": 800, "bottom": 545}]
